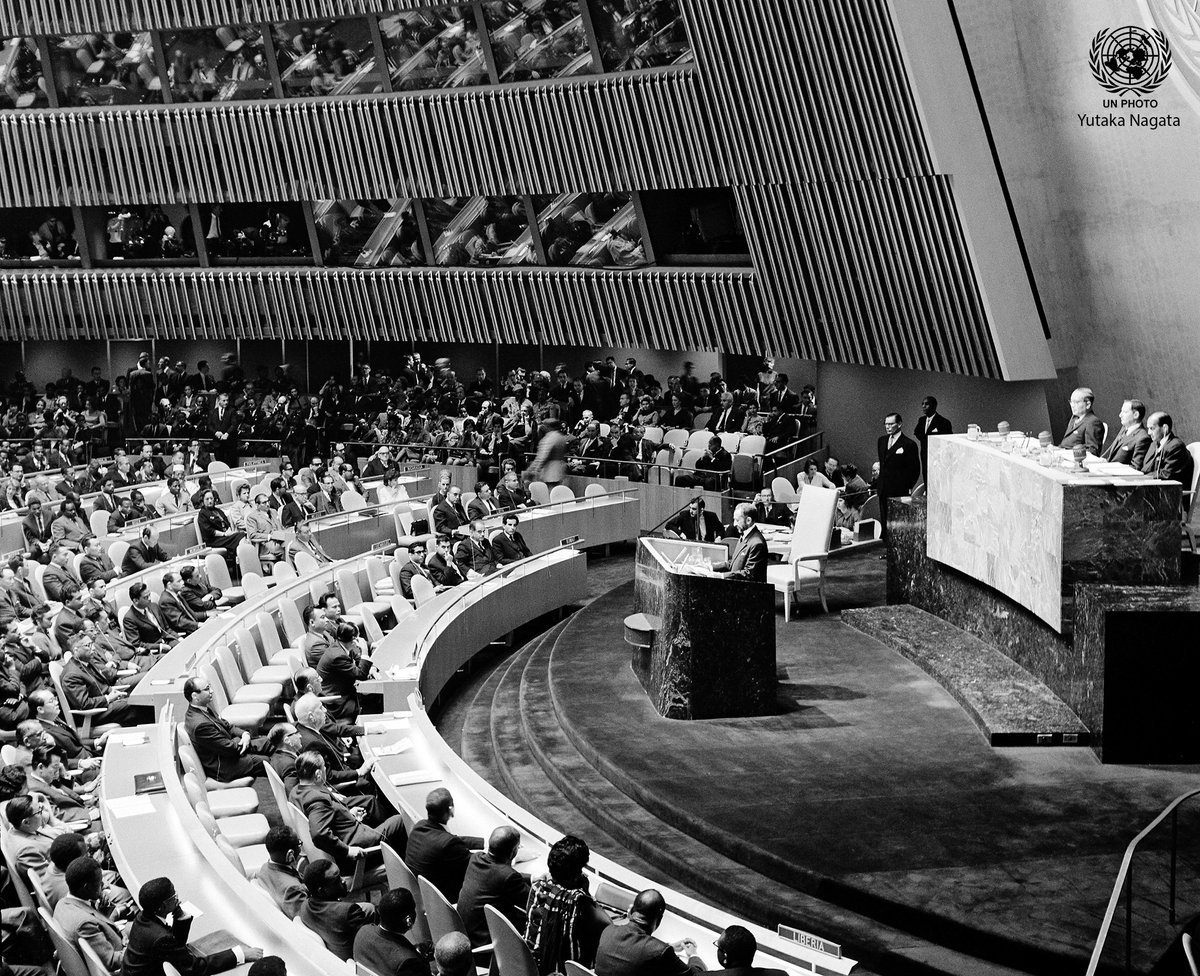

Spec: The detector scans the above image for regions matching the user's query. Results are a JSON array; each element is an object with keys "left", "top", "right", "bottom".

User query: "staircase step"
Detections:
[
  {"left": 841, "top": 606, "right": 1090, "bottom": 746},
  {"left": 457, "top": 648, "right": 520, "bottom": 792}
]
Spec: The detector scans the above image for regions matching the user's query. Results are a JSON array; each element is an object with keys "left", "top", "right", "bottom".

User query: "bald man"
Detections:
[
  {"left": 455, "top": 826, "right": 531, "bottom": 946},
  {"left": 594, "top": 889, "right": 707, "bottom": 976}
]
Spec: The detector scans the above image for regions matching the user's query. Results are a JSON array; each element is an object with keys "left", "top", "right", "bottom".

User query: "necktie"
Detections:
[{"left": 37, "top": 514, "right": 43, "bottom": 534}]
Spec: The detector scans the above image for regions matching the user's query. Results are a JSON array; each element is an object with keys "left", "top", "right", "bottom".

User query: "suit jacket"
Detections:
[
  {"left": 270, "top": 748, "right": 300, "bottom": 796},
  {"left": 455, "top": 537, "right": 497, "bottom": 577},
  {"left": 1059, "top": 411, "right": 1105, "bottom": 453},
  {"left": 80, "top": 551, "right": 119, "bottom": 585},
  {"left": 352, "top": 926, "right": 427, "bottom": 976},
  {"left": 55, "top": 894, "right": 125, "bottom": 970},
  {"left": 664, "top": 510, "right": 724, "bottom": 543},
  {"left": 291, "top": 783, "right": 383, "bottom": 865},
  {"left": 456, "top": 851, "right": 532, "bottom": 947},
  {"left": 752, "top": 502, "right": 792, "bottom": 527},
  {"left": 184, "top": 704, "right": 248, "bottom": 781},
  {"left": 1142, "top": 434, "right": 1195, "bottom": 488},
  {"left": 876, "top": 433, "right": 921, "bottom": 497},
  {"left": 712, "top": 528, "right": 767, "bottom": 583},
  {"left": 710, "top": 966, "right": 787, "bottom": 976},
  {"left": 707, "top": 406, "right": 744, "bottom": 434},
  {"left": 256, "top": 860, "right": 307, "bottom": 919},
  {"left": 404, "top": 819, "right": 484, "bottom": 902},
  {"left": 496, "top": 485, "right": 529, "bottom": 511},
  {"left": 158, "top": 590, "right": 200, "bottom": 634},
  {"left": 301, "top": 897, "right": 377, "bottom": 961},
  {"left": 22, "top": 510, "right": 53, "bottom": 549},
  {"left": 467, "top": 496, "right": 501, "bottom": 521},
  {"left": 93, "top": 491, "right": 120, "bottom": 514},
  {"left": 493, "top": 530, "right": 531, "bottom": 565},
  {"left": 913, "top": 412, "right": 953, "bottom": 473},
  {"left": 433, "top": 500, "right": 469, "bottom": 534},
  {"left": 43, "top": 562, "right": 82, "bottom": 602},
  {"left": 122, "top": 539, "right": 170, "bottom": 575},
  {"left": 123, "top": 603, "right": 175, "bottom": 647},
  {"left": 1102, "top": 425, "right": 1152, "bottom": 468},
  {"left": 28, "top": 773, "right": 89, "bottom": 821},
  {"left": 398, "top": 558, "right": 432, "bottom": 600},
  {"left": 427, "top": 552, "right": 465, "bottom": 588},
  {"left": 61, "top": 657, "right": 118, "bottom": 711},
  {"left": 594, "top": 919, "right": 706, "bottom": 976},
  {"left": 295, "top": 723, "right": 359, "bottom": 784},
  {"left": 0, "top": 584, "right": 30, "bottom": 626},
  {"left": 54, "top": 606, "right": 86, "bottom": 652},
  {"left": 122, "top": 910, "right": 239, "bottom": 976},
  {"left": 40, "top": 716, "right": 92, "bottom": 764},
  {"left": 317, "top": 643, "right": 371, "bottom": 702}
]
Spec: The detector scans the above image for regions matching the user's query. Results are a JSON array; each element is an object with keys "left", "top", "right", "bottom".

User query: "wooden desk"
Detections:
[{"left": 466, "top": 492, "right": 640, "bottom": 553}]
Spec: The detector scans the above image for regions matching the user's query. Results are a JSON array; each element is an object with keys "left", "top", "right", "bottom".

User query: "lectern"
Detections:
[{"left": 631, "top": 538, "right": 776, "bottom": 719}]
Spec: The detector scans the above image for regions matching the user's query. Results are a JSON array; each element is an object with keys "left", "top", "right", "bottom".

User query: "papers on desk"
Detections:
[
  {"left": 365, "top": 720, "right": 410, "bottom": 734},
  {"left": 107, "top": 732, "right": 148, "bottom": 747},
  {"left": 150, "top": 679, "right": 177, "bottom": 686},
  {"left": 106, "top": 795, "right": 156, "bottom": 818},
  {"left": 389, "top": 769, "right": 440, "bottom": 787},
  {"left": 371, "top": 738, "right": 413, "bottom": 756},
  {"left": 386, "top": 665, "right": 419, "bottom": 681}
]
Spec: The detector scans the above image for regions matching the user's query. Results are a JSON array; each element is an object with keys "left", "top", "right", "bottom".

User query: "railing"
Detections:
[
  {"left": 762, "top": 430, "right": 826, "bottom": 483},
  {"left": 1086, "top": 788, "right": 1200, "bottom": 975}
]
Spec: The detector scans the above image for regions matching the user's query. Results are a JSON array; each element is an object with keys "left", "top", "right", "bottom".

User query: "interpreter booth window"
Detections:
[
  {"left": 381, "top": 6, "right": 486, "bottom": 91},
  {"left": 0, "top": 36, "right": 50, "bottom": 109},
  {"left": 484, "top": 0, "right": 595, "bottom": 82},
  {"left": 45, "top": 32, "right": 162, "bottom": 106},
  {"left": 199, "top": 201, "right": 313, "bottom": 264},
  {"left": 272, "top": 17, "right": 383, "bottom": 98},
  {"left": 0, "top": 209, "right": 83, "bottom": 266},
  {"left": 587, "top": 0, "right": 691, "bottom": 70},
  {"left": 162, "top": 26, "right": 273, "bottom": 102},
  {"left": 314, "top": 199, "right": 427, "bottom": 267},
  {"left": 640, "top": 187, "right": 750, "bottom": 266},
  {"left": 425, "top": 196, "right": 540, "bottom": 266},
  {"left": 81, "top": 204, "right": 199, "bottom": 266},
  {"left": 538, "top": 191, "right": 647, "bottom": 267}
]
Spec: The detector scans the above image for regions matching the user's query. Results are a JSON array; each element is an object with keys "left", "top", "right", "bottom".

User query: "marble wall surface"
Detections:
[
  {"left": 927, "top": 436, "right": 1181, "bottom": 633},
  {"left": 632, "top": 540, "right": 775, "bottom": 720},
  {"left": 891, "top": 498, "right": 1197, "bottom": 757}
]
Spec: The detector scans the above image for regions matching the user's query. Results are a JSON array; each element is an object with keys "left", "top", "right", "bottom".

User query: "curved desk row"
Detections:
[
  {"left": 361, "top": 549, "right": 856, "bottom": 976},
  {"left": 108, "top": 483, "right": 856, "bottom": 976},
  {"left": 457, "top": 488, "right": 641, "bottom": 556}
]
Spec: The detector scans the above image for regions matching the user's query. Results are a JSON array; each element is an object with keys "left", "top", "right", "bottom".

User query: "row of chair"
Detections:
[{"left": 644, "top": 427, "right": 763, "bottom": 458}]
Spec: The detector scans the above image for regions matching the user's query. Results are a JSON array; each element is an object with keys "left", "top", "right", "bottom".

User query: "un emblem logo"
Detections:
[{"left": 1089, "top": 26, "right": 1172, "bottom": 95}]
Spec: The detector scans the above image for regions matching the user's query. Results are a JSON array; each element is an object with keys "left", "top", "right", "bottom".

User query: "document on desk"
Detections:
[
  {"left": 389, "top": 769, "right": 440, "bottom": 787},
  {"left": 372, "top": 738, "right": 413, "bottom": 756},
  {"left": 364, "top": 719, "right": 410, "bottom": 734},
  {"left": 106, "top": 795, "right": 156, "bottom": 818},
  {"left": 107, "top": 732, "right": 149, "bottom": 747}
]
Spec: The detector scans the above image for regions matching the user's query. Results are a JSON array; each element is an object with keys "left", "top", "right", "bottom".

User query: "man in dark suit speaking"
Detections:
[
  {"left": 877, "top": 412, "right": 921, "bottom": 537},
  {"left": 711, "top": 504, "right": 766, "bottom": 583}
]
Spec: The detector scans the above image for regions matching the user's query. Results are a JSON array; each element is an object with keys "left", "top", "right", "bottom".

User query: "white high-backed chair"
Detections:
[{"left": 765, "top": 485, "right": 839, "bottom": 620}]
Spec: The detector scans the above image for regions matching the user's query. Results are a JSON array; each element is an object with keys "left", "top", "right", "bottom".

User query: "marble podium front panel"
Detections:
[
  {"left": 927, "top": 436, "right": 1181, "bottom": 633},
  {"left": 927, "top": 436, "right": 1064, "bottom": 630}
]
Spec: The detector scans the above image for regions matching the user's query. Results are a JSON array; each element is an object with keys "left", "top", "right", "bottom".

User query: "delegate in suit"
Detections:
[
  {"left": 710, "top": 504, "right": 766, "bottom": 583},
  {"left": 1101, "top": 398, "right": 1152, "bottom": 469},
  {"left": 913, "top": 395, "right": 953, "bottom": 478},
  {"left": 876, "top": 412, "right": 921, "bottom": 535},
  {"left": 1058, "top": 387, "right": 1106, "bottom": 454}
]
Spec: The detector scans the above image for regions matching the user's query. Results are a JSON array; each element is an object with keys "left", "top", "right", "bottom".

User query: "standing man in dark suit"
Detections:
[
  {"left": 877, "top": 413, "right": 921, "bottom": 537},
  {"left": 405, "top": 787, "right": 484, "bottom": 902},
  {"left": 593, "top": 889, "right": 706, "bottom": 976},
  {"left": 122, "top": 876, "right": 262, "bottom": 976},
  {"left": 710, "top": 925, "right": 787, "bottom": 976},
  {"left": 456, "top": 826, "right": 531, "bottom": 948},
  {"left": 182, "top": 675, "right": 269, "bottom": 780},
  {"left": 1102, "top": 398, "right": 1152, "bottom": 469},
  {"left": 913, "top": 396, "right": 953, "bottom": 481},
  {"left": 207, "top": 392, "right": 240, "bottom": 465},
  {"left": 711, "top": 504, "right": 767, "bottom": 583},
  {"left": 352, "top": 888, "right": 428, "bottom": 976},
  {"left": 1142, "top": 411, "right": 1195, "bottom": 488},
  {"left": 492, "top": 513, "right": 532, "bottom": 566},
  {"left": 1058, "top": 387, "right": 1105, "bottom": 454}
]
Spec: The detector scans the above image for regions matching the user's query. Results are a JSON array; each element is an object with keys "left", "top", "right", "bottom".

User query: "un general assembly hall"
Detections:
[{"left": 0, "top": 2, "right": 1197, "bottom": 975}]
